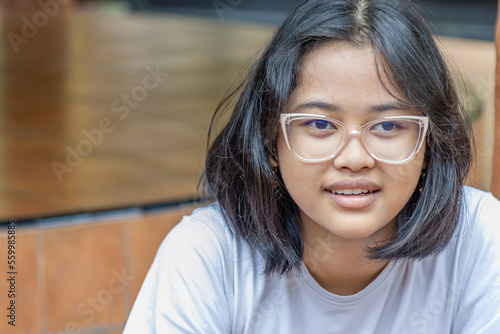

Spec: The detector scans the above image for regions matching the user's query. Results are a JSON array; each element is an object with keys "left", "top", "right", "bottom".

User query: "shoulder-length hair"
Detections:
[{"left": 202, "top": 0, "right": 474, "bottom": 275}]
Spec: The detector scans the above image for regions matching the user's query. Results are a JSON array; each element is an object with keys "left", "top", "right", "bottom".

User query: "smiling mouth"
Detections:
[{"left": 328, "top": 189, "right": 379, "bottom": 196}]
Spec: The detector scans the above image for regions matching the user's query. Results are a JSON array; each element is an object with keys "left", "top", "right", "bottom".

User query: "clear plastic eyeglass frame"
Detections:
[{"left": 279, "top": 113, "right": 429, "bottom": 164}]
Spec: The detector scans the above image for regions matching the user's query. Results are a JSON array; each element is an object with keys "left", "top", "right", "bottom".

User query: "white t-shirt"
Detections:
[{"left": 124, "top": 186, "right": 500, "bottom": 333}]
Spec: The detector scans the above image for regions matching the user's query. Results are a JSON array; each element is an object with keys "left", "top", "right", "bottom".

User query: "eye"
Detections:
[
  {"left": 305, "top": 119, "right": 335, "bottom": 130},
  {"left": 372, "top": 121, "right": 401, "bottom": 131}
]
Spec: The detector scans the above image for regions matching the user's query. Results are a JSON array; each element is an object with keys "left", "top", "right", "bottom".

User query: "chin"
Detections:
[{"left": 327, "top": 217, "right": 395, "bottom": 243}]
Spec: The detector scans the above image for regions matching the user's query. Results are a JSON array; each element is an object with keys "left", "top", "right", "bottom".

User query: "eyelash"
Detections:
[
  {"left": 370, "top": 121, "right": 403, "bottom": 131},
  {"left": 305, "top": 120, "right": 336, "bottom": 130}
]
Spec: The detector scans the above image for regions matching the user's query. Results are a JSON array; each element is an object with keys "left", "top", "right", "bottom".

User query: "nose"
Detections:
[{"left": 332, "top": 130, "right": 376, "bottom": 171}]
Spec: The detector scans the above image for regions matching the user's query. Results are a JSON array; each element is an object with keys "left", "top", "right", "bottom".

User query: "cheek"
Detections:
[
  {"left": 276, "top": 133, "right": 325, "bottom": 192},
  {"left": 382, "top": 151, "right": 425, "bottom": 193}
]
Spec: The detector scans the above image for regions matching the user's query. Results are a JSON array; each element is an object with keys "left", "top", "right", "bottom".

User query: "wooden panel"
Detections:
[{"left": 0, "top": 5, "right": 271, "bottom": 220}]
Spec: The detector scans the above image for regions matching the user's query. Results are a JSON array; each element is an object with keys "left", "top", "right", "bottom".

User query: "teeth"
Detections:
[{"left": 330, "top": 189, "right": 374, "bottom": 195}]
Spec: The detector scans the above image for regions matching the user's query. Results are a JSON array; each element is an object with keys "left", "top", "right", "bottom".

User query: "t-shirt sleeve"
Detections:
[
  {"left": 453, "top": 191, "right": 500, "bottom": 333},
  {"left": 123, "top": 213, "right": 233, "bottom": 334}
]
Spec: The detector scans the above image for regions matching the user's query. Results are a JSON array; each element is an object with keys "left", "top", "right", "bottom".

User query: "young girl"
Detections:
[{"left": 125, "top": 0, "right": 500, "bottom": 332}]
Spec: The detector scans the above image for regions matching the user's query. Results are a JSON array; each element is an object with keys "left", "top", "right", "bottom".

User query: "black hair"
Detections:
[{"left": 202, "top": 0, "right": 474, "bottom": 275}]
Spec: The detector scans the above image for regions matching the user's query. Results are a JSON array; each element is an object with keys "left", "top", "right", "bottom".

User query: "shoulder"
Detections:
[
  {"left": 422, "top": 186, "right": 500, "bottom": 292},
  {"left": 461, "top": 185, "right": 500, "bottom": 213},
  {"left": 154, "top": 202, "right": 265, "bottom": 282},
  {"left": 459, "top": 186, "right": 500, "bottom": 243},
  {"left": 453, "top": 186, "right": 500, "bottom": 292},
  {"left": 162, "top": 202, "right": 229, "bottom": 245},
  {"left": 155, "top": 202, "right": 236, "bottom": 269},
  {"left": 445, "top": 189, "right": 500, "bottom": 332},
  {"left": 124, "top": 203, "right": 244, "bottom": 333},
  {"left": 394, "top": 187, "right": 500, "bottom": 332}
]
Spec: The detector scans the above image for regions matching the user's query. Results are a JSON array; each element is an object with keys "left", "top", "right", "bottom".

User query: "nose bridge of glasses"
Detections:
[
  {"left": 346, "top": 128, "right": 363, "bottom": 136},
  {"left": 343, "top": 125, "right": 364, "bottom": 141},
  {"left": 339, "top": 126, "right": 370, "bottom": 155}
]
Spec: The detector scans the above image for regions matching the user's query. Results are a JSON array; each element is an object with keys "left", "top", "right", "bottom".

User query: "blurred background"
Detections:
[{"left": 0, "top": 0, "right": 497, "bottom": 333}]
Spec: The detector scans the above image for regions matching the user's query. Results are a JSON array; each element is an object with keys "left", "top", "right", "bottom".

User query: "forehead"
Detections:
[
  {"left": 289, "top": 41, "right": 404, "bottom": 113},
  {"left": 301, "top": 41, "right": 375, "bottom": 76}
]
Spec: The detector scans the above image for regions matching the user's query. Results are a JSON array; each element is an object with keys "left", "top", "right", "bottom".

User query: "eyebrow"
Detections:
[
  {"left": 293, "top": 101, "right": 339, "bottom": 112},
  {"left": 369, "top": 101, "right": 409, "bottom": 112},
  {"left": 293, "top": 100, "right": 410, "bottom": 113}
]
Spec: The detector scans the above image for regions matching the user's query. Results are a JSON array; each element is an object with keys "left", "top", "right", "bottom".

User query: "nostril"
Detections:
[{"left": 332, "top": 137, "right": 376, "bottom": 170}]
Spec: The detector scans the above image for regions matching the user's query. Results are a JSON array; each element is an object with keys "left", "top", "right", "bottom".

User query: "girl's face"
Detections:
[{"left": 276, "top": 41, "right": 425, "bottom": 247}]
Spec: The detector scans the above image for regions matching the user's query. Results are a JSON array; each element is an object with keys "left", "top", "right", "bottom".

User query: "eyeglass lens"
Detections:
[{"left": 287, "top": 117, "right": 423, "bottom": 162}]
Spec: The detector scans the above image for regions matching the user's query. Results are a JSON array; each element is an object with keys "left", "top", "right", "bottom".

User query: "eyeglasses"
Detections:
[{"left": 279, "top": 113, "right": 429, "bottom": 164}]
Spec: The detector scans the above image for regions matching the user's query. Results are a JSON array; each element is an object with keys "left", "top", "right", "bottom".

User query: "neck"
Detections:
[{"left": 302, "top": 227, "right": 392, "bottom": 296}]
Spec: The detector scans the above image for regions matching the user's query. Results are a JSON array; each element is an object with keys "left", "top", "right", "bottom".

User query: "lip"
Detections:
[{"left": 325, "top": 179, "right": 381, "bottom": 209}]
